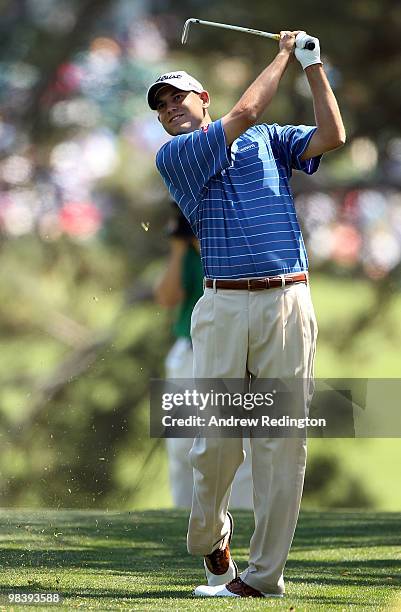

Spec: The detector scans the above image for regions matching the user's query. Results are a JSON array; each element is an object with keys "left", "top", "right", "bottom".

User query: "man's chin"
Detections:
[{"left": 168, "top": 121, "right": 197, "bottom": 136}]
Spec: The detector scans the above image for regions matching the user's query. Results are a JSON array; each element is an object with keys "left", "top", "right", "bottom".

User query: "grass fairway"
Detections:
[{"left": 0, "top": 509, "right": 400, "bottom": 611}]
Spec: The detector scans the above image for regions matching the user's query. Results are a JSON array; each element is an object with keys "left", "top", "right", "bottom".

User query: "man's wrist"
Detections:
[
  {"left": 304, "top": 63, "right": 325, "bottom": 84},
  {"left": 276, "top": 49, "right": 293, "bottom": 70},
  {"left": 304, "top": 63, "right": 323, "bottom": 73},
  {"left": 277, "top": 48, "right": 292, "bottom": 60}
]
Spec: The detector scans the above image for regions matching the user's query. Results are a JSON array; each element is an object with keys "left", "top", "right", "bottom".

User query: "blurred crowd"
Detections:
[
  {"left": 0, "top": 1, "right": 168, "bottom": 241},
  {"left": 298, "top": 188, "right": 401, "bottom": 278},
  {"left": 1, "top": 0, "right": 401, "bottom": 279}
]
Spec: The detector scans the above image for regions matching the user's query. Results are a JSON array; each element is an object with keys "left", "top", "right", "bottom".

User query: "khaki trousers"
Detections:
[{"left": 187, "top": 281, "right": 318, "bottom": 594}]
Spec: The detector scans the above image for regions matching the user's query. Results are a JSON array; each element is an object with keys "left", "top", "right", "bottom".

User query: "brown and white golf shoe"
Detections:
[
  {"left": 194, "top": 577, "right": 284, "bottom": 598},
  {"left": 203, "top": 512, "right": 238, "bottom": 587}
]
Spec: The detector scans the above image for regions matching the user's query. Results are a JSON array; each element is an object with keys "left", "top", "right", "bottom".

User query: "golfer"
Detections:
[{"left": 147, "top": 30, "right": 345, "bottom": 598}]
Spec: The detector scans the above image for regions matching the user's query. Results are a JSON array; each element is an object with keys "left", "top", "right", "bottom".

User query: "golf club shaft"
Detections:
[
  {"left": 182, "top": 18, "right": 315, "bottom": 50},
  {"left": 182, "top": 19, "right": 280, "bottom": 44}
]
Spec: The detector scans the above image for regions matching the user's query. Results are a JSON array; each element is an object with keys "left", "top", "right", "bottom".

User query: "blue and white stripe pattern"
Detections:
[{"left": 156, "top": 120, "right": 321, "bottom": 279}]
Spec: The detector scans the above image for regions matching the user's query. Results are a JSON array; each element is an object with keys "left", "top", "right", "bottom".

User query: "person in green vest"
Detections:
[{"left": 155, "top": 203, "right": 253, "bottom": 508}]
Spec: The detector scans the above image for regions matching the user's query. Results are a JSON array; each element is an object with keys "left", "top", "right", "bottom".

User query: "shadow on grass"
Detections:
[
  {"left": 1, "top": 509, "right": 400, "bottom": 550},
  {"left": 0, "top": 509, "right": 400, "bottom": 602},
  {"left": 0, "top": 544, "right": 196, "bottom": 573},
  {"left": 292, "top": 511, "right": 401, "bottom": 550},
  {"left": 0, "top": 547, "right": 399, "bottom": 589}
]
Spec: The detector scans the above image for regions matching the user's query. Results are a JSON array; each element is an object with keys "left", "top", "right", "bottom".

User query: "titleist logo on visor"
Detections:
[{"left": 156, "top": 74, "right": 183, "bottom": 82}]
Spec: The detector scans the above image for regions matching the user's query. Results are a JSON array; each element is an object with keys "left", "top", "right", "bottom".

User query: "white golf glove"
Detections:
[{"left": 295, "top": 31, "right": 321, "bottom": 70}]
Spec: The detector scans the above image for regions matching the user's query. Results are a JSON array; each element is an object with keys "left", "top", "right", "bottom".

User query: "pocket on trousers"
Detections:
[
  {"left": 294, "top": 284, "right": 318, "bottom": 339},
  {"left": 190, "top": 291, "right": 209, "bottom": 336},
  {"left": 190, "top": 296, "right": 202, "bottom": 335},
  {"left": 294, "top": 284, "right": 318, "bottom": 389}
]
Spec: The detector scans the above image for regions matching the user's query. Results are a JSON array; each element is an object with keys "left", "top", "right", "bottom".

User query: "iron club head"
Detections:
[{"left": 181, "top": 18, "right": 198, "bottom": 44}]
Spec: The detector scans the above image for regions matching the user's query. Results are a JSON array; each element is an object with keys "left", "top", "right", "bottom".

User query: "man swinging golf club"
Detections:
[{"left": 147, "top": 29, "right": 345, "bottom": 598}]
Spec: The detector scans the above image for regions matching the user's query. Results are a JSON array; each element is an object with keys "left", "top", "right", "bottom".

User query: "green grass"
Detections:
[{"left": 0, "top": 509, "right": 400, "bottom": 611}]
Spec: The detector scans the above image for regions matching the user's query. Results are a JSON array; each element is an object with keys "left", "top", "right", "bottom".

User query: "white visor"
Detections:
[{"left": 147, "top": 70, "right": 204, "bottom": 110}]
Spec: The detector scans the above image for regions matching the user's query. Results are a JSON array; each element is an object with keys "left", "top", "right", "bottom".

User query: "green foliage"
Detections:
[
  {"left": 304, "top": 452, "right": 374, "bottom": 509},
  {"left": 0, "top": 228, "right": 173, "bottom": 509}
]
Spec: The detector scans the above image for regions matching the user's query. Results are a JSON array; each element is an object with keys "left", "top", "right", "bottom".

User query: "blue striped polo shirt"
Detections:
[{"left": 156, "top": 119, "right": 321, "bottom": 279}]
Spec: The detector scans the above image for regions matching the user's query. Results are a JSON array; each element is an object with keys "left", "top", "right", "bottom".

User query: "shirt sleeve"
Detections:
[
  {"left": 271, "top": 124, "right": 322, "bottom": 176},
  {"left": 155, "top": 119, "right": 231, "bottom": 202}
]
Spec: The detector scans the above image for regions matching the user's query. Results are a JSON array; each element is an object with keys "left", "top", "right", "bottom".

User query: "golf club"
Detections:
[{"left": 181, "top": 18, "right": 315, "bottom": 50}]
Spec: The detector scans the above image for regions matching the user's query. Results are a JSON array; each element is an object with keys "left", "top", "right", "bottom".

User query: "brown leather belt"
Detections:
[{"left": 204, "top": 272, "right": 308, "bottom": 291}]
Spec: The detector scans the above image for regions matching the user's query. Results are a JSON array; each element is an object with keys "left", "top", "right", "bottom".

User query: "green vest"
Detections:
[{"left": 173, "top": 244, "right": 204, "bottom": 339}]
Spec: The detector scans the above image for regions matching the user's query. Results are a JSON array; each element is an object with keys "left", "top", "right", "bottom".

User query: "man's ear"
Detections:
[{"left": 199, "top": 91, "right": 210, "bottom": 109}]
